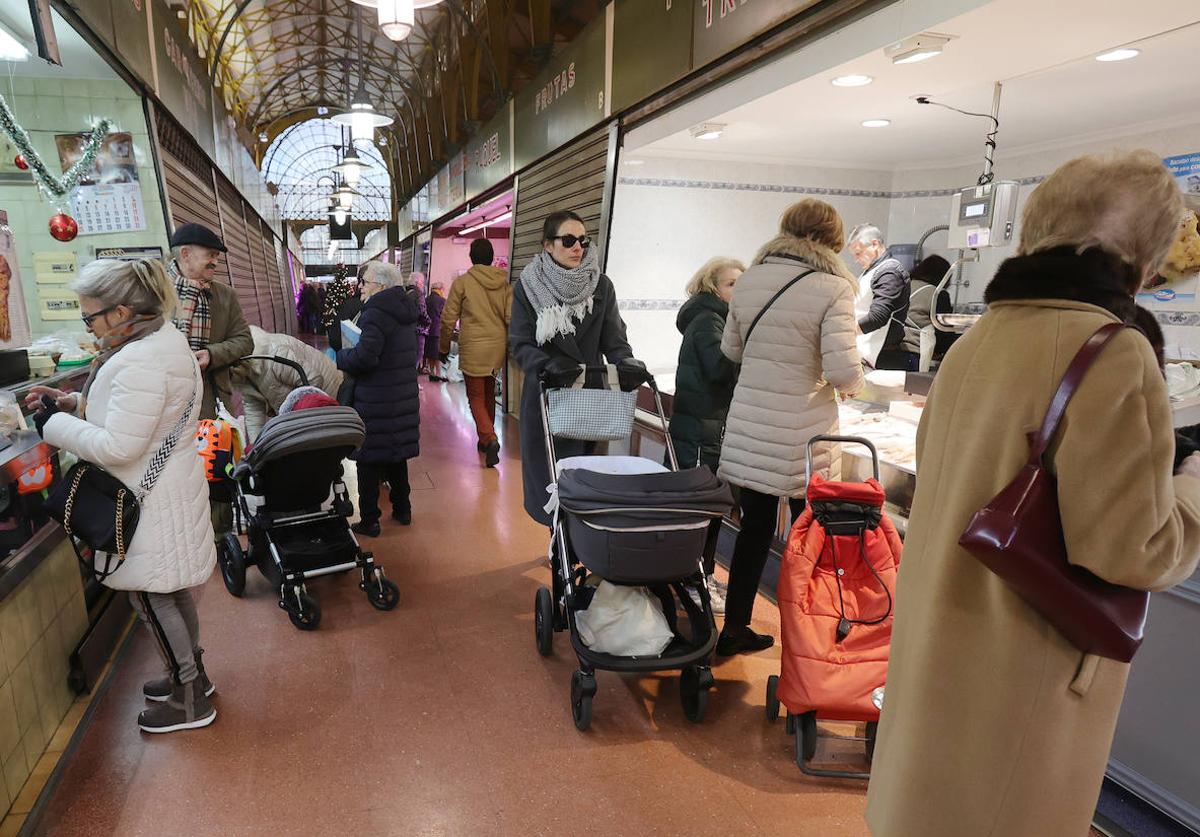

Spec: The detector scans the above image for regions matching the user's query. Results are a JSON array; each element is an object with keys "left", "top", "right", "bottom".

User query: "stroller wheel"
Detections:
[
  {"left": 570, "top": 670, "right": 595, "bottom": 731},
  {"left": 285, "top": 587, "right": 322, "bottom": 631},
  {"left": 785, "top": 712, "right": 797, "bottom": 735},
  {"left": 680, "top": 666, "right": 713, "bottom": 724},
  {"left": 794, "top": 711, "right": 818, "bottom": 765},
  {"left": 367, "top": 573, "right": 401, "bottom": 611},
  {"left": 865, "top": 721, "right": 878, "bottom": 763},
  {"left": 765, "top": 675, "right": 781, "bottom": 723},
  {"left": 218, "top": 534, "right": 246, "bottom": 597},
  {"left": 534, "top": 587, "right": 554, "bottom": 657}
]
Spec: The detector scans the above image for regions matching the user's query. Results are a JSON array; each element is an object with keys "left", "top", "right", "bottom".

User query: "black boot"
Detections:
[{"left": 716, "top": 626, "right": 775, "bottom": 657}]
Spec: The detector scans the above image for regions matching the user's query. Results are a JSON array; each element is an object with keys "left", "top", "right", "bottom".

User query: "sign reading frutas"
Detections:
[{"left": 534, "top": 63, "right": 577, "bottom": 115}]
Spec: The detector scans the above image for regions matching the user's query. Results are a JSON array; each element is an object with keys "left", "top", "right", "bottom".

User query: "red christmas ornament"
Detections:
[
  {"left": 49, "top": 213, "right": 78, "bottom": 243},
  {"left": 14, "top": 154, "right": 28, "bottom": 171}
]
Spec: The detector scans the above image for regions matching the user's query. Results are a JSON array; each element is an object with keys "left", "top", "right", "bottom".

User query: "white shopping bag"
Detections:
[{"left": 574, "top": 581, "right": 673, "bottom": 657}]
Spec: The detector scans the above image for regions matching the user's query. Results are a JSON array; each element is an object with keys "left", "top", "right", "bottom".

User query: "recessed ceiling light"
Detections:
[
  {"left": 862, "top": 119, "right": 891, "bottom": 128},
  {"left": 689, "top": 123, "right": 725, "bottom": 141},
  {"left": 885, "top": 33, "right": 953, "bottom": 65},
  {"left": 624, "top": 159, "right": 645, "bottom": 166},
  {"left": 1096, "top": 48, "right": 1140, "bottom": 62},
  {"left": 0, "top": 24, "right": 30, "bottom": 62},
  {"left": 832, "top": 74, "right": 873, "bottom": 87}
]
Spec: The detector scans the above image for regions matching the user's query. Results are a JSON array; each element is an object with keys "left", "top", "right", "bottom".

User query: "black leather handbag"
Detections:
[{"left": 45, "top": 393, "right": 196, "bottom": 579}]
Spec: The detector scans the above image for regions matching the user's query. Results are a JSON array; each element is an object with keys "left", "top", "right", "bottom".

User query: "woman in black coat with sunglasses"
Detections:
[{"left": 509, "top": 210, "right": 638, "bottom": 525}]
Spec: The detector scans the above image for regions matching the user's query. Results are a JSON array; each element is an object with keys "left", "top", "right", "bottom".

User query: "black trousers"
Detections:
[
  {"left": 356, "top": 461, "right": 411, "bottom": 524},
  {"left": 723, "top": 487, "right": 805, "bottom": 631},
  {"left": 874, "top": 348, "right": 920, "bottom": 372}
]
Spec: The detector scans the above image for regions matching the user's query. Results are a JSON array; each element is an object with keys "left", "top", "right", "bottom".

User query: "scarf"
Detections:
[
  {"left": 80, "top": 315, "right": 165, "bottom": 410},
  {"left": 985, "top": 246, "right": 1163, "bottom": 367},
  {"left": 518, "top": 247, "right": 601, "bottom": 345},
  {"left": 169, "top": 259, "right": 212, "bottom": 350}
]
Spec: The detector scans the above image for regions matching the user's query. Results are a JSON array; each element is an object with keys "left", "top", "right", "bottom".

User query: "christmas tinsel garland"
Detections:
[{"left": 0, "top": 92, "right": 113, "bottom": 203}]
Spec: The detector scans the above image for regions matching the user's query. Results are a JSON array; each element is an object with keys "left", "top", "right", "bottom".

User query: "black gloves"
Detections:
[
  {"left": 33, "top": 394, "right": 59, "bottom": 438},
  {"left": 617, "top": 358, "right": 652, "bottom": 392},
  {"left": 540, "top": 356, "right": 582, "bottom": 388},
  {"left": 438, "top": 352, "right": 450, "bottom": 364}
]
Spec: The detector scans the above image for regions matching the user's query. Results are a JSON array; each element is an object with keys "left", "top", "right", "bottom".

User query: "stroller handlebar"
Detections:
[{"left": 238, "top": 355, "right": 312, "bottom": 387}]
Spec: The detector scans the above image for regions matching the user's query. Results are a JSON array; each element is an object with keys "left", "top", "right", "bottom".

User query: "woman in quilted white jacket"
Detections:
[
  {"left": 716, "top": 199, "right": 864, "bottom": 656},
  {"left": 28, "top": 258, "right": 217, "bottom": 734}
]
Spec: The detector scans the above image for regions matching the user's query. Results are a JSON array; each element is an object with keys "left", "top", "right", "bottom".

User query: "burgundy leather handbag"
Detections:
[{"left": 958, "top": 322, "right": 1149, "bottom": 663}]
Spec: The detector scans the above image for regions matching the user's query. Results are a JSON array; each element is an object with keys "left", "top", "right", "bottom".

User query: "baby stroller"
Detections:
[
  {"left": 533, "top": 364, "right": 733, "bottom": 731},
  {"left": 765, "top": 436, "right": 901, "bottom": 778},
  {"left": 216, "top": 355, "right": 400, "bottom": 631}
]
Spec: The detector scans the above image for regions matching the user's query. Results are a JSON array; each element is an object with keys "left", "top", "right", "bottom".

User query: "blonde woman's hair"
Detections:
[
  {"left": 71, "top": 258, "right": 178, "bottom": 317},
  {"left": 686, "top": 257, "right": 746, "bottom": 297},
  {"left": 1019, "top": 149, "right": 1184, "bottom": 279},
  {"left": 779, "top": 199, "right": 846, "bottom": 252}
]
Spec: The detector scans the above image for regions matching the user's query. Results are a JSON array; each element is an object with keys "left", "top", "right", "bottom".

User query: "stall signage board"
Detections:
[
  {"left": 95, "top": 245, "right": 164, "bottom": 261},
  {"left": 33, "top": 252, "right": 76, "bottom": 284},
  {"left": 70, "top": 0, "right": 117, "bottom": 49},
  {"left": 693, "top": 0, "right": 821, "bottom": 68},
  {"left": 110, "top": 0, "right": 154, "bottom": 88},
  {"left": 447, "top": 151, "right": 466, "bottom": 209},
  {"left": 513, "top": 16, "right": 607, "bottom": 171},
  {"left": 150, "top": 0, "right": 216, "bottom": 156},
  {"left": 464, "top": 105, "right": 512, "bottom": 200},
  {"left": 612, "top": 0, "right": 694, "bottom": 113}
]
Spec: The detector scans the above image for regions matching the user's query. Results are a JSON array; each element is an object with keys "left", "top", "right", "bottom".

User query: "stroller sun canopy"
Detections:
[
  {"left": 558, "top": 466, "right": 733, "bottom": 524},
  {"left": 233, "top": 406, "right": 365, "bottom": 478}
]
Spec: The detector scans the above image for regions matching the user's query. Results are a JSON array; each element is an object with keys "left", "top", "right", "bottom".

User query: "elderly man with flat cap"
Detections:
[{"left": 167, "top": 223, "right": 252, "bottom": 538}]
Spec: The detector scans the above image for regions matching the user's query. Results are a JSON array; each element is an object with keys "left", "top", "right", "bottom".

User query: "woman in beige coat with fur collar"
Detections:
[
  {"left": 716, "top": 198, "right": 864, "bottom": 656},
  {"left": 866, "top": 151, "right": 1200, "bottom": 836}
]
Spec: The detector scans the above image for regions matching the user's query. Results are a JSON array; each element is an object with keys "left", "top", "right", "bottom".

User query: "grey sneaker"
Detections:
[
  {"left": 144, "top": 649, "right": 215, "bottom": 703},
  {"left": 138, "top": 681, "right": 217, "bottom": 734}
]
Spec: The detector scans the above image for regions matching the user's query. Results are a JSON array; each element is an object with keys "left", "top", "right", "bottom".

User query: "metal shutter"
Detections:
[
  {"left": 506, "top": 122, "right": 617, "bottom": 414},
  {"left": 155, "top": 108, "right": 229, "bottom": 284},
  {"left": 510, "top": 122, "right": 616, "bottom": 278},
  {"left": 243, "top": 212, "right": 275, "bottom": 331},
  {"left": 400, "top": 236, "right": 415, "bottom": 275},
  {"left": 260, "top": 222, "right": 292, "bottom": 335},
  {"left": 216, "top": 179, "right": 263, "bottom": 327}
]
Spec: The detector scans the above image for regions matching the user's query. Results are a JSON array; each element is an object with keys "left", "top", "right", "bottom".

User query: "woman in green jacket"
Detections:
[{"left": 668, "top": 257, "right": 744, "bottom": 472}]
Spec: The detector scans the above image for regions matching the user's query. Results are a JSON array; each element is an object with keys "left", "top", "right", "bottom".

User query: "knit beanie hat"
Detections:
[{"left": 280, "top": 386, "right": 339, "bottom": 414}]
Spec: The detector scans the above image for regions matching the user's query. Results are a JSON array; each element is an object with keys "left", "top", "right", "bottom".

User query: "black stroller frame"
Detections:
[
  {"left": 216, "top": 355, "right": 400, "bottom": 630},
  {"left": 532, "top": 365, "right": 728, "bottom": 731}
]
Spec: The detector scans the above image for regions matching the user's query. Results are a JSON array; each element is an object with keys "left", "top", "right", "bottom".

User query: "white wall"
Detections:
[{"left": 608, "top": 118, "right": 1200, "bottom": 385}]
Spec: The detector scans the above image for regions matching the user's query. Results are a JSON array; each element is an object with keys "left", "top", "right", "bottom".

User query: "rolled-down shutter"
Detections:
[
  {"left": 243, "top": 213, "right": 275, "bottom": 331},
  {"left": 155, "top": 108, "right": 223, "bottom": 281},
  {"left": 510, "top": 122, "right": 616, "bottom": 278},
  {"left": 216, "top": 179, "right": 263, "bottom": 328},
  {"left": 507, "top": 122, "right": 617, "bottom": 414},
  {"left": 400, "top": 235, "right": 415, "bottom": 275},
  {"left": 261, "top": 222, "right": 292, "bottom": 335}
]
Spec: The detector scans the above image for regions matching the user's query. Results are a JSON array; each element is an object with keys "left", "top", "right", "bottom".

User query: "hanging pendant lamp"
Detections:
[
  {"left": 333, "top": 145, "right": 372, "bottom": 187},
  {"left": 378, "top": 0, "right": 415, "bottom": 40},
  {"left": 332, "top": 86, "right": 394, "bottom": 142}
]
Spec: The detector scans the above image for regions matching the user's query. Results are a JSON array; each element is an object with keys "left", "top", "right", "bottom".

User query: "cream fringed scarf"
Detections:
[{"left": 518, "top": 247, "right": 601, "bottom": 345}]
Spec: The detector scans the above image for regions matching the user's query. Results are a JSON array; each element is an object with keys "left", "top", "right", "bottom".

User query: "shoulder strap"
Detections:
[
  {"left": 137, "top": 389, "right": 198, "bottom": 499},
  {"left": 744, "top": 270, "right": 814, "bottom": 347},
  {"left": 1030, "top": 322, "right": 1125, "bottom": 461}
]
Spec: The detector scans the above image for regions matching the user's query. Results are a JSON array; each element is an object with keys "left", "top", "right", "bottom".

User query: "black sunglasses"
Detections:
[
  {"left": 81, "top": 306, "right": 115, "bottom": 327},
  {"left": 552, "top": 234, "right": 590, "bottom": 249}
]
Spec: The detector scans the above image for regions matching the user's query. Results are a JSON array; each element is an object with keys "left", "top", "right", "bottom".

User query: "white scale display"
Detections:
[{"left": 948, "top": 181, "right": 1019, "bottom": 249}]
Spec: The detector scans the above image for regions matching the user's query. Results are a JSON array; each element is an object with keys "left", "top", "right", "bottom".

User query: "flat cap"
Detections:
[{"left": 169, "top": 223, "right": 227, "bottom": 253}]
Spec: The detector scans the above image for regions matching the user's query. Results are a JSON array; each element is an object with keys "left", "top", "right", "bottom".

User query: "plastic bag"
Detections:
[
  {"left": 446, "top": 353, "right": 464, "bottom": 383},
  {"left": 574, "top": 581, "right": 673, "bottom": 657}
]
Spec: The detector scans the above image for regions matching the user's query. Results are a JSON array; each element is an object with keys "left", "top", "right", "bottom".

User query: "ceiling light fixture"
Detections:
[
  {"left": 258, "top": 131, "right": 268, "bottom": 143},
  {"left": 333, "top": 146, "right": 372, "bottom": 187},
  {"left": 317, "top": 106, "right": 329, "bottom": 115},
  {"left": 884, "top": 33, "right": 953, "bottom": 65},
  {"left": 333, "top": 87, "right": 394, "bottom": 142},
  {"left": 689, "top": 123, "right": 725, "bottom": 141},
  {"left": 832, "top": 74, "right": 873, "bottom": 87},
  {"left": 351, "top": 0, "right": 442, "bottom": 7},
  {"left": 862, "top": 119, "right": 891, "bottom": 128},
  {"left": 0, "top": 24, "right": 30, "bottom": 62},
  {"left": 334, "top": 184, "right": 358, "bottom": 211},
  {"left": 1096, "top": 47, "right": 1140, "bottom": 62},
  {"left": 378, "top": 0, "right": 415, "bottom": 41},
  {"left": 332, "top": 208, "right": 349, "bottom": 226},
  {"left": 460, "top": 209, "right": 513, "bottom": 236}
]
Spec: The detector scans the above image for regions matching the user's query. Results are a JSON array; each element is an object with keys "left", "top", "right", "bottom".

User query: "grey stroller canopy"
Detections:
[{"left": 232, "top": 405, "right": 365, "bottom": 479}]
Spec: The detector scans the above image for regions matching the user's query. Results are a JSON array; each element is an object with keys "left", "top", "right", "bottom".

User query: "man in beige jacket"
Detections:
[{"left": 439, "top": 239, "right": 512, "bottom": 467}]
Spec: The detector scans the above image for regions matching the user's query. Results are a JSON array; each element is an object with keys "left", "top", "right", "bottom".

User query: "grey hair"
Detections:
[
  {"left": 365, "top": 262, "right": 405, "bottom": 289},
  {"left": 848, "top": 223, "right": 885, "bottom": 248},
  {"left": 70, "top": 258, "right": 178, "bottom": 317}
]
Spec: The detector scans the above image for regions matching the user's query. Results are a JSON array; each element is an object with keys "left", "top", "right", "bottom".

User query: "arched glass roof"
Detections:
[{"left": 262, "top": 118, "right": 391, "bottom": 222}]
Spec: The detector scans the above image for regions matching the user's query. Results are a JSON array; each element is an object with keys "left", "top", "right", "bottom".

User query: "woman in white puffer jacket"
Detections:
[
  {"left": 28, "top": 258, "right": 217, "bottom": 734},
  {"left": 716, "top": 198, "right": 864, "bottom": 656}
]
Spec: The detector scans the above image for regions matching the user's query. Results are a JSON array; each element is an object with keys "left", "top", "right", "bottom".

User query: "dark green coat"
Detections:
[{"left": 668, "top": 293, "right": 738, "bottom": 471}]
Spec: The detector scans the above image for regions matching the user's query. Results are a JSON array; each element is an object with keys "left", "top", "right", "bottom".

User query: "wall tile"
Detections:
[
  {"left": 0, "top": 601, "right": 17, "bottom": 682},
  {"left": 60, "top": 592, "right": 88, "bottom": 653},
  {"left": 21, "top": 727, "right": 43, "bottom": 774},
  {"left": 12, "top": 591, "right": 37, "bottom": 667},
  {"left": 1, "top": 747, "right": 26, "bottom": 809},
  {"left": 0, "top": 684, "right": 19, "bottom": 775},
  {"left": 8, "top": 661, "right": 36, "bottom": 739},
  {"left": 32, "top": 571, "right": 57, "bottom": 641}
]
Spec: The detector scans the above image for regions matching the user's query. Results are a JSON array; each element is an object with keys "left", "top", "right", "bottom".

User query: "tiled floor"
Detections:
[{"left": 23, "top": 379, "right": 1115, "bottom": 836}]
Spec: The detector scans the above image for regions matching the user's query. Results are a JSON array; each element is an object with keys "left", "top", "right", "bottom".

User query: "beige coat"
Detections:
[
  {"left": 718, "top": 236, "right": 864, "bottom": 496},
  {"left": 865, "top": 299, "right": 1200, "bottom": 837},
  {"left": 439, "top": 265, "right": 512, "bottom": 377},
  {"left": 232, "top": 325, "right": 343, "bottom": 439}
]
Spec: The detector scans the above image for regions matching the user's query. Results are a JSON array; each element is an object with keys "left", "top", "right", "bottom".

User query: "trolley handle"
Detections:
[
  {"left": 237, "top": 354, "right": 311, "bottom": 387},
  {"left": 805, "top": 435, "right": 881, "bottom": 484},
  {"left": 538, "top": 362, "right": 656, "bottom": 392}
]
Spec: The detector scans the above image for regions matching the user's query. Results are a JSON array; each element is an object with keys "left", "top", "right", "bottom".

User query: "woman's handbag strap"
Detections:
[
  {"left": 743, "top": 270, "right": 815, "bottom": 347},
  {"left": 1030, "top": 322, "right": 1125, "bottom": 461},
  {"left": 136, "top": 391, "right": 197, "bottom": 499}
]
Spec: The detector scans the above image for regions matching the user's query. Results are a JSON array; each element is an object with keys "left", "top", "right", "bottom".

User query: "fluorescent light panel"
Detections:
[{"left": 0, "top": 24, "right": 29, "bottom": 61}]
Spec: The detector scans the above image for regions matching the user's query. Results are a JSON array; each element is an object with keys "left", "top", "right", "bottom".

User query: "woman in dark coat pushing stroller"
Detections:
[
  {"left": 510, "top": 210, "right": 645, "bottom": 526},
  {"left": 337, "top": 262, "right": 421, "bottom": 537}
]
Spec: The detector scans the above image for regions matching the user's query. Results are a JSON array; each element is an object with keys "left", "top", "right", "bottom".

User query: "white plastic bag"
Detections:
[
  {"left": 574, "top": 581, "right": 673, "bottom": 657},
  {"left": 445, "top": 353, "right": 464, "bottom": 383}
]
